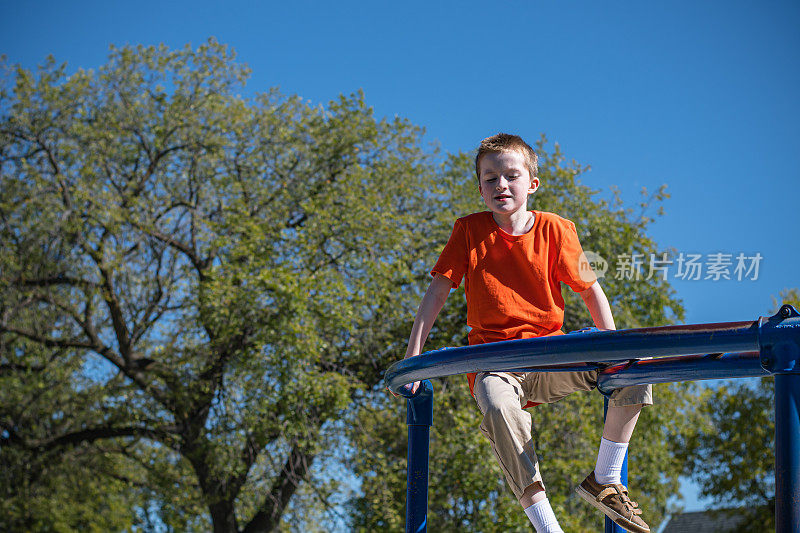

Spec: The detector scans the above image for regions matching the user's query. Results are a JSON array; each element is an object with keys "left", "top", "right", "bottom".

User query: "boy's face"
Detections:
[{"left": 478, "top": 150, "right": 539, "bottom": 217}]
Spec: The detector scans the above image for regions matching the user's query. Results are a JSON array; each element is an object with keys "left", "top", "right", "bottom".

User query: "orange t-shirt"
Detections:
[{"left": 431, "top": 210, "right": 597, "bottom": 395}]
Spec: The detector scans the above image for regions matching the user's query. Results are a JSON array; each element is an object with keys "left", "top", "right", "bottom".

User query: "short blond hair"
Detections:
[{"left": 475, "top": 133, "right": 538, "bottom": 181}]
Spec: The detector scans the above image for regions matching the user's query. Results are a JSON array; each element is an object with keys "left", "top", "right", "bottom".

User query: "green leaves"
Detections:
[
  {"left": 0, "top": 38, "right": 719, "bottom": 532},
  {"left": 0, "top": 39, "right": 453, "bottom": 531}
]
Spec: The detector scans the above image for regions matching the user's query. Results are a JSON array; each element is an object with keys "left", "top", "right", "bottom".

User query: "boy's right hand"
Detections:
[
  {"left": 388, "top": 381, "right": 420, "bottom": 397},
  {"left": 403, "top": 381, "right": 421, "bottom": 395},
  {"left": 388, "top": 354, "right": 421, "bottom": 397}
]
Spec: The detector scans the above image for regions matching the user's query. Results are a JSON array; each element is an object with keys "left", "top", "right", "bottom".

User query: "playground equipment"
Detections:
[{"left": 385, "top": 305, "right": 800, "bottom": 533}]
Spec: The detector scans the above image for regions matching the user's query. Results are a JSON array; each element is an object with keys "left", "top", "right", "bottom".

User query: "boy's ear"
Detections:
[{"left": 529, "top": 177, "right": 540, "bottom": 194}]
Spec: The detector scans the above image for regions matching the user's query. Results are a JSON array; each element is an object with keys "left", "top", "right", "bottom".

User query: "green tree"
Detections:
[
  {"left": 0, "top": 40, "right": 450, "bottom": 531},
  {"left": 678, "top": 288, "right": 800, "bottom": 532},
  {"left": 348, "top": 144, "right": 698, "bottom": 532},
  {"left": 0, "top": 39, "right": 711, "bottom": 532},
  {"left": 0, "top": 335, "right": 146, "bottom": 532}
]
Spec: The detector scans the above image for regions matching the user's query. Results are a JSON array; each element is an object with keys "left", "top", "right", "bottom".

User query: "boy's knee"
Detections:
[
  {"left": 477, "top": 382, "right": 520, "bottom": 415},
  {"left": 481, "top": 401, "right": 510, "bottom": 421},
  {"left": 479, "top": 397, "right": 513, "bottom": 417},
  {"left": 480, "top": 400, "right": 529, "bottom": 437},
  {"left": 475, "top": 373, "right": 522, "bottom": 408},
  {"left": 609, "top": 383, "right": 653, "bottom": 407}
]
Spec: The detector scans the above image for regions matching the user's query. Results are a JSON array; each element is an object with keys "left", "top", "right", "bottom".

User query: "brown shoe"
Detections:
[{"left": 575, "top": 472, "right": 650, "bottom": 533}]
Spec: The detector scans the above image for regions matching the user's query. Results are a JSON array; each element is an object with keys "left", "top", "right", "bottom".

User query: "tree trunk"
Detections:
[
  {"left": 242, "top": 446, "right": 315, "bottom": 533},
  {"left": 210, "top": 499, "right": 239, "bottom": 533}
]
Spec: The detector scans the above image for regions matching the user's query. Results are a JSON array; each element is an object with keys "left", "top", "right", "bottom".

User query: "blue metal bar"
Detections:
[
  {"left": 386, "top": 321, "right": 759, "bottom": 394},
  {"left": 760, "top": 305, "right": 800, "bottom": 533},
  {"left": 405, "top": 380, "right": 434, "bottom": 533},
  {"left": 603, "top": 397, "right": 627, "bottom": 533},
  {"left": 598, "top": 351, "right": 768, "bottom": 391},
  {"left": 386, "top": 307, "right": 800, "bottom": 532},
  {"left": 774, "top": 374, "right": 800, "bottom": 533}
]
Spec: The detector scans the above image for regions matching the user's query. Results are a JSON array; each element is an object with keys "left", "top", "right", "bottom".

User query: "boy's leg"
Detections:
[
  {"left": 522, "top": 494, "right": 563, "bottom": 533},
  {"left": 473, "top": 372, "right": 563, "bottom": 533},
  {"left": 596, "top": 403, "right": 642, "bottom": 486},
  {"left": 576, "top": 384, "right": 652, "bottom": 533},
  {"left": 519, "top": 372, "right": 652, "bottom": 532},
  {"left": 603, "top": 402, "right": 642, "bottom": 444},
  {"left": 518, "top": 481, "right": 546, "bottom": 507},
  {"left": 599, "top": 385, "right": 652, "bottom": 483}
]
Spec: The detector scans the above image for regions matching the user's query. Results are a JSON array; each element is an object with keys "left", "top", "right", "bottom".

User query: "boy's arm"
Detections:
[
  {"left": 395, "top": 273, "right": 453, "bottom": 395},
  {"left": 579, "top": 280, "right": 616, "bottom": 331}
]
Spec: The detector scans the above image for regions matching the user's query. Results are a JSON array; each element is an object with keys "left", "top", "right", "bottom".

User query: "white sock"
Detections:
[
  {"left": 595, "top": 437, "right": 628, "bottom": 485},
  {"left": 523, "top": 498, "right": 564, "bottom": 533}
]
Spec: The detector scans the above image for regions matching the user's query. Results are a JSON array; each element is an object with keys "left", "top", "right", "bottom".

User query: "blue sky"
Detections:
[
  {"left": 2, "top": 0, "right": 798, "bottom": 514},
  {"left": 3, "top": 0, "right": 796, "bottom": 325}
]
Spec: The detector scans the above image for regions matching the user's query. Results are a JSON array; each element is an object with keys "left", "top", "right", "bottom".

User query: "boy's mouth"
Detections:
[{"left": 494, "top": 194, "right": 513, "bottom": 200}]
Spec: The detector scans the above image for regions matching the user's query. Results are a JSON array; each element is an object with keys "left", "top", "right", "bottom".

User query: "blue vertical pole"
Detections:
[
  {"left": 405, "top": 380, "right": 434, "bottom": 533},
  {"left": 760, "top": 305, "right": 800, "bottom": 532},
  {"left": 774, "top": 373, "right": 800, "bottom": 533},
  {"left": 603, "top": 396, "right": 627, "bottom": 533}
]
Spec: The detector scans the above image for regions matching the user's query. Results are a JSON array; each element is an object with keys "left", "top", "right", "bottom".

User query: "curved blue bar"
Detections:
[
  {"left": 391, "top": 307, "right": 800, "bottom": 533},
  {"left": 598, "top": 351, "right": 769, "bottom": 390},
  {"left": 385, "top": 320, "right": 760, "bottom": 394}
]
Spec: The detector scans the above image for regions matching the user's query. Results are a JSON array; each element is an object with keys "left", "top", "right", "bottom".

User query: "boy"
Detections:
[{"left": 399, "top": 134, "right": 652, "bottom": 533}]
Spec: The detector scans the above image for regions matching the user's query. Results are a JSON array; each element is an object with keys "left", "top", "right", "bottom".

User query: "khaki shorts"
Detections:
[{"left": 473, "top": 370, "right": 652, "bottom": 499}]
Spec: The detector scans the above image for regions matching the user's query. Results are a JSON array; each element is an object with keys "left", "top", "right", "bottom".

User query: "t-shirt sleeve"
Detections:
[
  {"left": 556, "top": 221, "right": 597, "bottom": 292},
  {"left": 431, "top": 219, "right": 468, "bottom": 289}
]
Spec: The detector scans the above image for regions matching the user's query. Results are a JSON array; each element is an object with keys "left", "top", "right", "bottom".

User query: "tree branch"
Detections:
[
  {"left": 39, "top": 424, "right": 180, "bottom": 451},
  {"left": 1, "top": 417, "right": 179, "bottom": 452},
  {"left": 242, "top": 445, "right": 316, "bottom": 533},
  {"left": 15, "top": 275, "right": 99, "bottom": 289}
]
